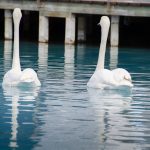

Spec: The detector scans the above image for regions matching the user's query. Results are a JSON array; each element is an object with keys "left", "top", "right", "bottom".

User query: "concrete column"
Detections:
[
  {"left": 39, "top": 15, "right": 49, "bottom": 43},
  {"left": 65, "top": 14, "right": 75, "bottom": 44},
  {"left": 4, "top": 10, "right": 12, "bottom": 40},
  {"left": 110, "top": 16, "right": 119, "bottom": 47},
  {"left": 77, "top": 16, "right": 86, "bottom": 43}
]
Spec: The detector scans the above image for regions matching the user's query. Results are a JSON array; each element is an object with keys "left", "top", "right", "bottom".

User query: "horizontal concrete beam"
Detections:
[
  {"left": 0, "top": 1, "right": 150, "bottom": 17},
  {"left": 0, "top": 1, "right": 39, "bottom": 11},
  {"left": 40, "top": 11, "right": 70, "bottom": 18},
  {"left": 41, "top": 2, "right": 150, "bottom": 17}
]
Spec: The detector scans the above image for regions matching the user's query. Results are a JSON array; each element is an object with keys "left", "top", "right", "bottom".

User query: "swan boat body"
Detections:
[
  {"left": 2, "top": 8, "right": 41, "bottom": 87},
  {"left": 87, "top": 16, "right": 133, "bottom": 89}
]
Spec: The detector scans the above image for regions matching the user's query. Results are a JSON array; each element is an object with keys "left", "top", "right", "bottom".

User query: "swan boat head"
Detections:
[{"left": 13, "top": 8, "right": 22, "bottom": 25}]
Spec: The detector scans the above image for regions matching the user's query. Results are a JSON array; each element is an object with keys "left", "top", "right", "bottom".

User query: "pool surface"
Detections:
[{"left": 0, "top": 41, "right": 150, "bottom": 150}]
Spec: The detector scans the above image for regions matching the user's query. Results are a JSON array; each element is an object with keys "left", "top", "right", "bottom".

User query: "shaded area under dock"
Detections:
[{"left": 0, "top": 0, "right": 150, "bottom": 47}]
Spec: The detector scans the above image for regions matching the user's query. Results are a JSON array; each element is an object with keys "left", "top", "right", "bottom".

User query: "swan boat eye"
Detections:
[{"left": 124, "top": 76, "right": 132, "bottom": 82}]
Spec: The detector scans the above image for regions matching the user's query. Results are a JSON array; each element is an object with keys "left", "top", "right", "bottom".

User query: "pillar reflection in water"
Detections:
[
  {"left": 76, "top": 44, "right": 85, "bottom": 60},
  {"left": 64, "top": 44, "right": 75, "bottom": 81},
  {"left": 109, "top": 46, "right": 118, "bottom": 70},
  {"left": 38, "top": 42, "right": 48, "bottom": 81},
  {"left": 4, "top": 40, "right": 12, "bottom": 72}
]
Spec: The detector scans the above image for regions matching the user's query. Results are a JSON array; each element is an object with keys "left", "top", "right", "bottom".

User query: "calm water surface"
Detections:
[{"left": 0, "top": 41, "right": 150, "bottom": 150}]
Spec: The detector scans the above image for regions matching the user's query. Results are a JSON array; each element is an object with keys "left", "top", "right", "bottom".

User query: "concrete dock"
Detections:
[{"left": 0, "top": 0, "right": 150, "bottom": 46}]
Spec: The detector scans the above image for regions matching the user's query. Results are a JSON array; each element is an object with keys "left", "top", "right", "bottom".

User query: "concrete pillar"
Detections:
[
  {"left": 110, "top": 16, "right": 119, "bottom": 47},
  {"left": 65, "top": 14, "right": 75, "bottom": 44},
  {"left": 4, "top": 10, "right": 12, "bottom": 40},
  {"left": 39, "top": 15, "right": 49, "bottom": 43},
  {"left": 77, "top": 16, "right": 86, "bottom": 43}
]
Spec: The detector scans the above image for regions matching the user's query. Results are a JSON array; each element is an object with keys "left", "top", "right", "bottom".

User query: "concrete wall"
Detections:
[{"left": 1, "top": 0, "right": 150, "bottom": 46}]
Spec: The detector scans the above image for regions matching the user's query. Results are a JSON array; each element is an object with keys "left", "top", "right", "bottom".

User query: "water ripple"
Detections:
[{"left": 0, "top": 42, "right": 150, "bottom": 150}]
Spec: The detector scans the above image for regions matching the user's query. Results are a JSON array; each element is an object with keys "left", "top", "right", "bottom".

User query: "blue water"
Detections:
[{"left": 0, "top": 41, "right": 150, "bottom": 150}]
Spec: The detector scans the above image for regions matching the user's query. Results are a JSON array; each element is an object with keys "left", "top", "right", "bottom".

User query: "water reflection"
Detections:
[
  {"left": 87, "top": 88, "right": 132, "bottom": 148},
  {"left": 3, "top": 86, "right": 40, "bottom": 149},
  {"left": 9, "top": 94, "right": 19, "bottom": 148},
  {"left": 109, "top": 46, "right": 118, "bottom": 70},
  {"left": 1, "top": 42, "right": 150, "bottom": 150},
  {"left": 76, "top": 44, "right": 85, "bottom": 60},
  {"left": 64, "top": 44, "right": 75, "bottom": 80},
  {"left": 38, "top": 43, "right": 48, "bottom": 81},
  {"left": 4, "top": 40, "right": 12, "bottom": 72},
  {"left": 63, "top": 44, "right": 75, "bottom": 101}
]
